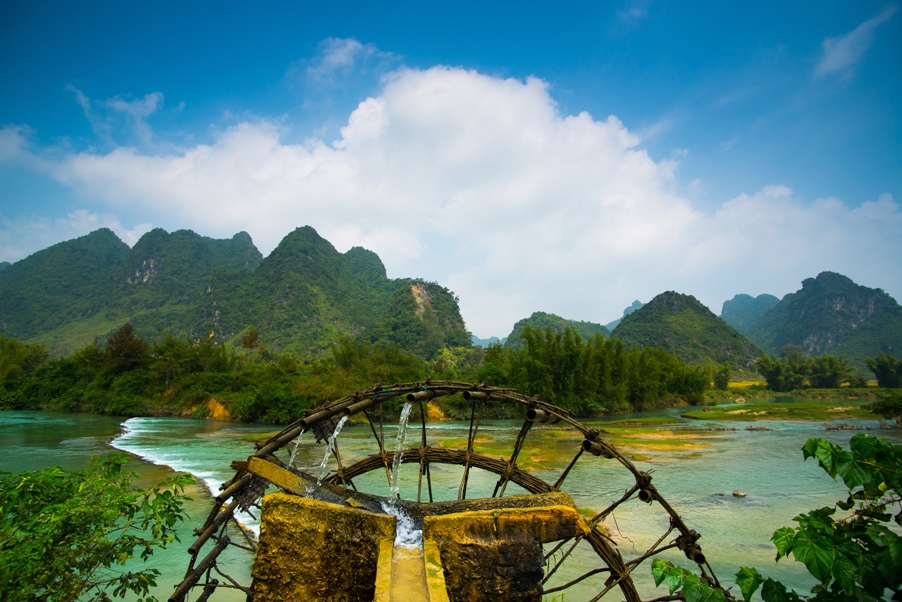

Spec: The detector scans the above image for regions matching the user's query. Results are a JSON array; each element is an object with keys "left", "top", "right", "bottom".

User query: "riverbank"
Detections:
[
  {"left": 682, "top": 398, "right": 879, "bottom": 422},
  {"left": 703, "top": 385, "right": 882, "bottom": 404}
]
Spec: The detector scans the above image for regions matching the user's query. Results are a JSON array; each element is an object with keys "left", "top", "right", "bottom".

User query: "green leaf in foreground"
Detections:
[
  {"left": 655, "top": 434, "right": 902, "bottom": 601},
  {"left": 735, "top": 566, "right": 764, "bottom": 601}
]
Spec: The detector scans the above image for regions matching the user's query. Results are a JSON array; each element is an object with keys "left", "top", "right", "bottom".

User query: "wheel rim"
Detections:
[{"left": 171, "top": 381, "right": 726, "bottom": 602}]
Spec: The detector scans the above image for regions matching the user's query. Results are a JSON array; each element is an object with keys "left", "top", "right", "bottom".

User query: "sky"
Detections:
[{"left": 1, "top": 1, "right": 900, "bottom": 338}]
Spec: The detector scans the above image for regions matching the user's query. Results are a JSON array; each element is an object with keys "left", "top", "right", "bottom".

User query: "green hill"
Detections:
[
  {"left": 0, "top": 227, "right": 470, "bottom": 359},
  {"left": 504, "top": 312, "right": 610, "bottom": 350},
  {"left": 747, "top": 272, "right": 902, "bottom": 367},
  {"left": 0, "top": 229, "right": 130, "bottom": 351},
  {"left": 367, "top": 279, "right": 472, "bottom": 359},
  {"left": 612, "top": 291, "right": 762, "bottom": 370},
  {"left": 720, "top": 293, "right": 779, "bottom": 335}
]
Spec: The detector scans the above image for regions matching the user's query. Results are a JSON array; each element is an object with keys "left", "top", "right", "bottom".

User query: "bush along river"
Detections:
[{"left": 1, "top": 398, "right": 899, "bottom": 600}]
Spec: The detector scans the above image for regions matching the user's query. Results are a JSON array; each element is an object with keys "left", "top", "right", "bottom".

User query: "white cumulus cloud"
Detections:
[{"left": 4, "top": 66, "right": 901, "bottom": 337}]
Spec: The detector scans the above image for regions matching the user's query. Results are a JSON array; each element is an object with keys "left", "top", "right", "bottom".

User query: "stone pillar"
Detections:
[
  {"left": 251, "top": 492, "right": 395, "bottom": 602},
  {"left": 422, "top": 504, "right": 586, "bottom": 602}
]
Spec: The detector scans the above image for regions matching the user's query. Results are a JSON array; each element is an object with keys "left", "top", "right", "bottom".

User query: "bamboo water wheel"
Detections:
[{"left": 170, "top": 381, "right": 730, "bottom": 601}]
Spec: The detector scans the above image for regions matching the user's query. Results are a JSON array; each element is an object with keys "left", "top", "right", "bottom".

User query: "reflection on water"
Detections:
[{"left": 2, "top": 406, "right": 900, "bottom": 601}]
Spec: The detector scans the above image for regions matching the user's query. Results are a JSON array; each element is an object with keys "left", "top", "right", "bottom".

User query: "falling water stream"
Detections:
[
  {"left": 316, "top": 415, "right": 349, "bottom": 485},
  {"left": 389, "top": 402, "right": 414, "bottom": 499},
  {"left": 287, "top": 429, "right": 305, "bottom": 468},
  {"left": 383, "top": 402, "right": 429, "bottom": 600}
]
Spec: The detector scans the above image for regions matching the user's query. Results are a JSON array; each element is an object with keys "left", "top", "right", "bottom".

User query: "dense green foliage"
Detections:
[
  {"left": 612, "top": 291, "right": 762, "bottom": 370},
  {"left": 1, "top": 323, "right": 438, "bottom": 422},
  {"left": 481, "top": 326, "right": 709, "bottom": 413},
  {"left": 748, "top": 272, "right": 902, "bottom": 370},
  {"left": 0, "top": 454, "right": 192, "bottom": 601},
  {"left": 712, "top": 363, "right": 731, "bottom": 390},
  {"left": 866, "top": 393, "right": 902, "bottom": 426},
  {"left": 504, "top": 311, "right": 610, "bottom": 350},
  {"left": 757, "top": 353, "right": 847, "bottom": 392},
  {"left": 653, "top": 434, "right": 902, "bottom": 601},
  {"left": 865, "top": 352, "right": 902, "bottom": 388},
  {"left": 0, "top": 227, "right": 470, "bottom": 361},
  {"left": 757, "top": 348, "right": 894, "bottom": 392},
  {"left": 0, "top": 229, "right": 129, "bottom": 350},
  {"left": 720, "top": 293, "right": 780, "bottom": 335},
  {"left": 367, "top": 280, "right": 471, "bottom": 360},
  {"left": 2, "top": 320, "right": 710, "bottom": 421}
]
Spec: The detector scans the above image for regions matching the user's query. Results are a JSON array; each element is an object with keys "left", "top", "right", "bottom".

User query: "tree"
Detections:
[
  {"left": 0, "top": 335, "right": 47, "bottom": 381},
  {"left": 807, "top": 355, "right": 851, "bottom": 389},
  {"left": 104, "top": 323, "right": 149, "bottom": 374},
  {"left": 0, "top": 453, "right": 193, "bottom": 601},
  {"left": 713, "top": 363, "right": 731, "bottom": 391},
  {"left": 757, "top": 355, "right": 807, "bottom": 392},
  {"left": 865, "top": 352, "right": 902, "bottom": 388},
  {"left": 866, "top": 393, "right": 902, "bottom": 427},
  {"left": 653, "top": 434, "right": 902, "bottom": 601}
]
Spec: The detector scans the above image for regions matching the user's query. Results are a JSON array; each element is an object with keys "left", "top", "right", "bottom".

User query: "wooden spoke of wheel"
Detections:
[
  {"left": 329, "top": 439, "right": 357, "bottom": 491},
  {"left": 415, "top": 401, "right": 434, "bottom": 503},
  {"left": 552, "top": 445, "right": 585, "bottom": 491},
  {"left": 457, "top": 400, "right": 485, "bottom": 501},
  {"left": 363, "top": 409, "right": 393, "bottom": 488},
  {"left": 542, "top": 567, "right": 612, "bottom": 596},
  {"left": 492, "top": 415, "right": 534, "bottom": 498},
  {"left": 542, "top": 534, "right": 584, "bottom": 584}
]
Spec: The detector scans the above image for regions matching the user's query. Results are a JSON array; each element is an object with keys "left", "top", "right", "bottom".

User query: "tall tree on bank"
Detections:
[{"left": 865, "top": 352, "right": 902, "bottom": 388}]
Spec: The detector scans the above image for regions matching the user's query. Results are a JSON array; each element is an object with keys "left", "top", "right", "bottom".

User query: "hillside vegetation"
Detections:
[
  {"left": 747, "top": 272, "right": 902, "bottom": 368},
  {"left": 612, "top": 291, "right": 763, "bottom": 371},
  {"left": 720, "top": 293, "right": 779, "bottom": 334},
  {"left": 504, "top": 311, "right": 610, "bottom": 350},
  {"left": 0, "top": 227, "right": 469, "bottom": 360}
]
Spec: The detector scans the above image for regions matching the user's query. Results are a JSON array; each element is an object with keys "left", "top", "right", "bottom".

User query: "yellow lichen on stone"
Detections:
[
  {"left": 423, "top": 504, "right": 585, "bottom": 544},
  {"left": 251, "top": 492, "right": 395, "bottom": 602},
  {"left": 423, "top": 504, "right": 585, "bottom": 601},
  {"left": 373, "top": 537, "right": 395, "bottom": 602},
  {"left": 423, "top": 540, "right": 452, "bottom": 602}
]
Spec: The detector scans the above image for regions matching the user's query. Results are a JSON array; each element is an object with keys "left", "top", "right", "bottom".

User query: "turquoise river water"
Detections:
[{"left": 1, "top": 404, "right": 899, "bottom": 600}]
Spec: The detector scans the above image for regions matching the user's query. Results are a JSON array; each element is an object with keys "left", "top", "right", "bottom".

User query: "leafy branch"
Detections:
[
  {"left": 0, "top": 453, "right": 193, "bottom": 601},
  {"left": 652, "top": 434, "right": 902, "bottom": 602}
]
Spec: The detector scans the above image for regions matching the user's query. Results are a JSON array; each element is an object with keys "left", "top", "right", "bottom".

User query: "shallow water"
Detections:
[{"left": 2, "top": 405, "right": 899, "bottom": 601}]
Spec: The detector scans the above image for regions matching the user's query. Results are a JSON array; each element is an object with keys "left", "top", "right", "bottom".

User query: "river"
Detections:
[{"left": 1, "top": 405, "right": 898, "bottom": 600}]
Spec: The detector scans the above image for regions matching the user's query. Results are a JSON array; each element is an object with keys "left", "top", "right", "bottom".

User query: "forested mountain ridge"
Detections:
[
  {"left": 0, "top": 228, "right": 130, "bottom": 346},
  {"left": 612, "top": 291, "right": 763, "bottom": 370},
  {"left": 0, "top": 226, "right": 469, "bottom": 359},
  {"left": 116, "top": 228, "right": 263, "bottom": 342},
  {"left": 720, "top": 293, "right": 779, "bottom": 334},
  {"left": 747, "top": 272, "right": 902, "bottom": 365},
  {"left": 504, "top": 312, "right": 610, "bottom": 350}
]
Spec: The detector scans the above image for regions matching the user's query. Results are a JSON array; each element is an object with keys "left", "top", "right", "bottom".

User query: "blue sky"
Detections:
[{"left": 1, "top": 1, "right": 900, "bottom": 338}]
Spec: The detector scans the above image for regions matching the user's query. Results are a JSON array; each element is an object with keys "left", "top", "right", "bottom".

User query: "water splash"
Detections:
[
  {"left": 288, "top": 429, "right": 305, "bottom": 468},
  {"left": 389, "top": 402, "right": 414, "bottom": 498},
  {"left": 381, "top": 499, "right": 422, "bottom": 548},
  {"left": 316, "top": 415, "right": 349, "bottom": 486}
]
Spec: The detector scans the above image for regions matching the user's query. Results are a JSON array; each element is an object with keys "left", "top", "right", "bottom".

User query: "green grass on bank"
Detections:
[{"left": 682, "top": 399, "right": 875, "bottom": 422}]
